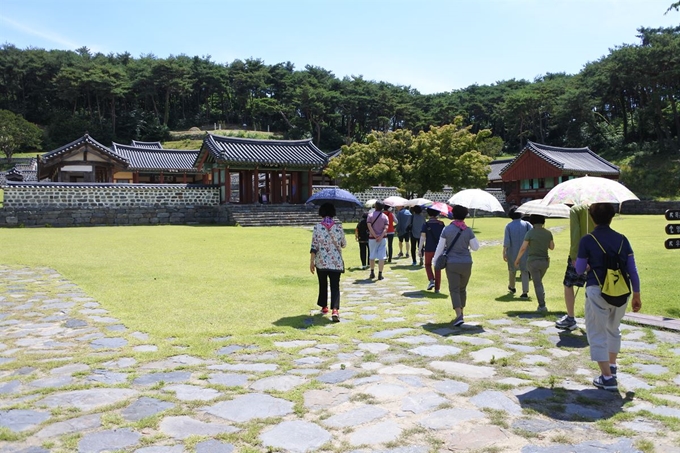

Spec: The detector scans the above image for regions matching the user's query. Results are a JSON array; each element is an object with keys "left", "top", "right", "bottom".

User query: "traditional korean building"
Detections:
[
  {"left": 38, "top": 134, "right": 128, "bottom": 182},
  {"left": 37, "top": 134, "right": 203, "bottom": 184},
  {"left": 195, "top": 134, "right": 328, "bottom": 204},
  {"left": 110, "top": 142, "right": 203, "bottom": 184},
  {"left": 499, "top": 141, "right": 620, "bottom": 205}
]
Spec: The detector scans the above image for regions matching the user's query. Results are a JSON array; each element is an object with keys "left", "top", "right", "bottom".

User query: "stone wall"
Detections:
[
  {"left": 0, "top": 183, "right": 233, "bottom": 227},
  {"left": 2, "top": 183, "right": 219, "bottom": 209},
  {"left": 0, "top": 206, "right": 234, "bottom": 227},
  {"left": 619, "top": 201, "right": 680, "bottom": 215}
]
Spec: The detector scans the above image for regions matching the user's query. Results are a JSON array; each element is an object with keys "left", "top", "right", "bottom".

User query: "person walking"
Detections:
[
  {"left": 396, "top": 206, "right": 412, "bottom": 259},
  {"left": 310, "top": 203, "right": 346, "bottom": 322},
  {"left": 409, "top": 206, "right": 426, "bottom": 266},
  {"left": 433, "top": 205, "right": 479, "bottom": 326},
  {"left": 514, "top": 214, "right": 555, "bottom": 312},
  {"left": 420, "top": 208, "right": 445, "bottom": 292},
  {"left": 355, "top": 213, "right": 369, "bottom": 269},
  {"left": 383, "top": 205, "right": 397, "bottom": 263},
  {"left": 574, "top": 203, "right": 641, "bottom": 392},
  {"left": 556, "top": 204, "right": 595, "bottom": 330},
  {"left": 503, "top": 206, "right": 532, "bottom": 298},
  {"left": 367, "top": 201, "right": 389, "bottom": 280}
]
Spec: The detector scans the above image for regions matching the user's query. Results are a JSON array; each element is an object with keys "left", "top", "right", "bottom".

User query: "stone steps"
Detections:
[{"left": 227, "top": 205, "right": 320, "bottom": 227}]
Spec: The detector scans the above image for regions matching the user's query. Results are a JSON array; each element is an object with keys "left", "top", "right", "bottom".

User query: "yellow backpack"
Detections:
[{"left": 589, "top": 234, "right": 631, "bottom": 307}]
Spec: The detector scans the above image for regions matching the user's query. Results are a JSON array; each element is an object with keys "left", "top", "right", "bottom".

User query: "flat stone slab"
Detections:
[
  {"left": 273, "top": 340, "right": 316, "bottom": 348},
  {"left": 208, "top": 363, "right": 278, "bottom": 372},
  {"left": 447, "top": 335, "right": 494, "bottom": 346},
  {"left": 0, "top": 409, "right": 50, "bottom": 432},
  {"left": 133, "top": 371, "right": 192, "bottom": 386},
  {"left": 317, "top": 369, "right": 357, "bottom": 384},
  {"left": 433, "top": 379, "right": 469, "bottom": 394},
  {"left": 136, "top": 446, "right": 184, "bottom": 453},
  {"left": 402, "top": 391, "right": 448, "bottom": 414},
  {"left": 250, "top": 375, "right": 307, "bottom": 392},
  {"left": 260, "top": 420, "right": 331, "bottom": 452},
  {"left": 521, "top": 438, "right": 640, "bottom": 453},
  {"left": 164, "top": 384, "right": 221, "bottom": 401},
  {"left": 90, "top": 337, "right": 128, "bottom": 349},
  {"left": 40, "top": 388, "right": 138, "bottom": 411},
  {"left": 51, "top": 363, "right": 90, "bottom": 375},
  {"left": 358, "top": 342, "right": 390, "bottom": 353},
  {"left": 470, "top": 390, "right": 523, "bottom": 415},
  {"left": 196, "top": 439, "right": 235, "bottom": 453},
  {"left": 408, "top": 345, "right": 461, "bottom": 357},
  {"left": 323, "top": 405, "right": 388, "bottom": 428},
  {"left": 36, "top": 413, "right": 101, "bottom": 438},
  {"left": 208, "top": 373, "right": 249, "bottom": 387},
  {"left": 395, "top": 335, "right": 438, "bottom": 345},
  {"left": 429, "top": 361, "right": 496, "bottom": 378},
  {"left": 87, "top": 370, "right": 128, "bottom": 385},
  {"left": 78, "top": 428, "right": 141, "bottom": 453},
  {"left": 469, "top": 347, "right": 514, "bottom": 363},
  {"left": 304, "top": 388, "right": 351, "bottom": 410},
  {"left": 122, "top": 397, "right": 175, "bottom": 422},
  {"left": 349, "top": 420, "right": 402, "bottom": 446},
  {"left": 204, "top": 393, "right": 294, "bottom": 422},
  {"left": 372, "top": 328, "right": 414, "bottom": 339},
  {"left": 159, "top": 415, "right": 239, "bottom": 440},
  {"left": 419, "top": 408, "right": 485, "bottom": 430},
  {"left": 364, "top": 383, "right": 409, "bottom": 400}
]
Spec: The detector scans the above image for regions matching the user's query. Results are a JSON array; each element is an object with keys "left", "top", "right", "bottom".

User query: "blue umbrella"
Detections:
[{"left": 306, "top": 187, "right": 362, "bottom": 208}]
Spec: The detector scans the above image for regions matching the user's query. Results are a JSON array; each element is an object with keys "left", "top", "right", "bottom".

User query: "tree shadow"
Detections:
[
  {"left": 422, "top": 322, "right": 486, "bottom": 337},
  {"left": 272, "top": 314, "right": 333, "bottom": 329},
  {"left": 515, "top": 386, "right": 634, "bottom": 422}
]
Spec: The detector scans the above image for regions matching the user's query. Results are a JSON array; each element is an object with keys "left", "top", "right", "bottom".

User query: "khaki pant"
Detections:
[
  {"left": 445, "top": 262, "right": 472, "bottom": 310},
  {"left": 584, "top": 286, "right": 628, "bottom": 362}
]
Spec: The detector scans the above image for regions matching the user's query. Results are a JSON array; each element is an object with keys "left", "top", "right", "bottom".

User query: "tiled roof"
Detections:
[
  {"left": 41, "top": 134, "right": 128, "bottom": 165},
  {"left": 199, "top": 135, "right": 328, "bottom": 169},
  {"left": 500, "top": 141, "right": 619, "bottom": 176},
  {"left": 488, "top": 158, "right": 514, "bottom": 181},
  {"left": 0, "top": 159, "right": 38, "bottom": 186},
  {"left": 131, "top": 140, "right": 163, "bottom": 149},
  {"left": 111, "top": 143, "right": 200, "bottom": 172}
]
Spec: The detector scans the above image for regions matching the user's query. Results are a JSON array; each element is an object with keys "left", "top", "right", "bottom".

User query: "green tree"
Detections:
[
  {"left": 0, "top": 109, "right": 42, "bottom": 162},
  {"left": 325, "top": 117, "right": 493, "bottom": 196}
]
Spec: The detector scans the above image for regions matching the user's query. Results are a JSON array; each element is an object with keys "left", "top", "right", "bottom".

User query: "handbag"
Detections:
[{"left": 434, "top": 230, "right": 462, "bottom": 271}]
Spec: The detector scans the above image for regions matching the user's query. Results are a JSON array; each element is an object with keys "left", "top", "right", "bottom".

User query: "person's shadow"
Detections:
[
  {"left": 422, "top": 322, "right": 486, "bottom": 337},
  {"left": 515, "top": 386, "right": 633, "bottom": 422},
  {"left": 273, "top": 314, "right": 333, "bottom": 329}
]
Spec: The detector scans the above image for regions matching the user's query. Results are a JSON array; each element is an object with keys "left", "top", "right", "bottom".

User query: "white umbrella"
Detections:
[
  {"left": 364, "top": 198, "right": 378, "bottom": 208},
  {"left": 383, "top": 195, "right": 409, "bottom": 207},
  {"left": 447, "top": 189, "right": 504, "bottom": 212},
  {"left": 405, "top": 197, "right": 432, "bottom": 207},
  {"left": 542, "top": 176, "right": 639, "bottom": 206},
  {"left": 516, "top": 199, "right": 570, "bottom": 218}
]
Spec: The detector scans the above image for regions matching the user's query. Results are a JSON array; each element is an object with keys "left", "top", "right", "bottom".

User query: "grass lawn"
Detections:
[{"left": 0, "top": 214, "right": 673, "bottom": 356}]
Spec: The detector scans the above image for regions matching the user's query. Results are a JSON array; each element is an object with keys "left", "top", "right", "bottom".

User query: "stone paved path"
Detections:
[{"left": 1, "top": 264, "right": 680, "bottom": 452}]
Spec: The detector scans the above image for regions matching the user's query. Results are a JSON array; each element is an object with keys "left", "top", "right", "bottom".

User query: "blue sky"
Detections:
[{"left": 1, "top": 0, "right": 678, "bottom": 94}]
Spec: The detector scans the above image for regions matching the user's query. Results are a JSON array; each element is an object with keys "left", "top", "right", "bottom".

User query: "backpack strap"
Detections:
[{"left": 588, "top": 233, "right": 625, "bottom": 287}]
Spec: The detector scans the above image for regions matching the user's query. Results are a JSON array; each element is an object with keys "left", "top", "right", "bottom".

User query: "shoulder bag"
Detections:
[{"left": 434, "top": 229, "right": 463, "bottom": 271}]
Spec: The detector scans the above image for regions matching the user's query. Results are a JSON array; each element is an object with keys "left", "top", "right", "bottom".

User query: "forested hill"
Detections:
[{"left": 1, "top": 25, "right": 679, "bottom": 197}]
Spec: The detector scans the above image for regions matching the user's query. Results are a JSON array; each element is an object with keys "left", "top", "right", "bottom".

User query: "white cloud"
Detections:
[{"left": 0, "top": 15, "right": 80, "bottom": 50}]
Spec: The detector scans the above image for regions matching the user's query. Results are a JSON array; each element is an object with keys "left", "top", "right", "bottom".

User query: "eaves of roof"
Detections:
[
  {"left": 201, "top": 134, "right": 328, "bottom": 169},
  {"left": 111, "top": 143, "right": 200, "bottom": 172},
  {"left": 41, "top": 134, "right": 128, "bottom": 165}
]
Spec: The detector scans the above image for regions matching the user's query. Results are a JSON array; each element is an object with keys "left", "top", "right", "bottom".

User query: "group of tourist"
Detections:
[{"left": 309, "top": 199, "right": 642, "bottom": 391}]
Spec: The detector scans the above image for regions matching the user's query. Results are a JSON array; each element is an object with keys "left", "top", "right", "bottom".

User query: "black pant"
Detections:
[
  {"left": 386, "top": 233, "right": 394, "bottom": 261},
  {"left": 317, "top": 269, "right": 341, "bottom": 310},
  {"left": 359, "top": 242, "right": 369, "bottom": 266},
  {"left": 410, "top": 237, "right": 420, "bottom": 261}
]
